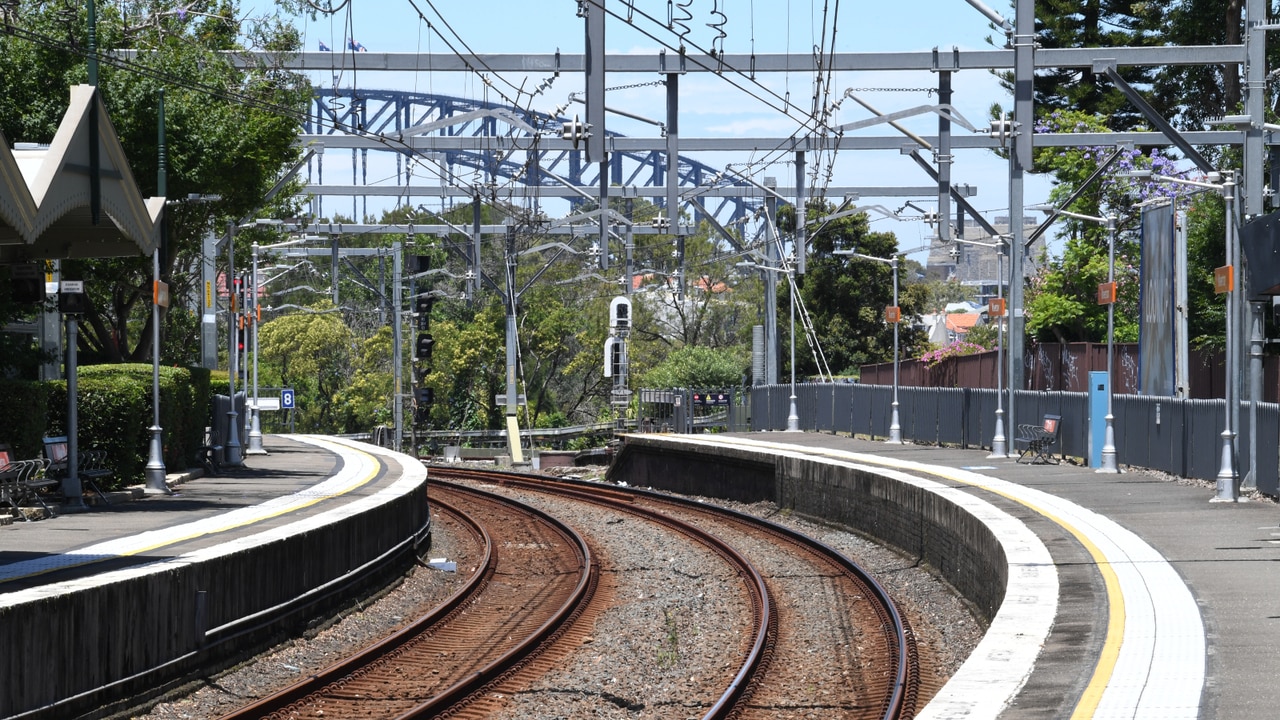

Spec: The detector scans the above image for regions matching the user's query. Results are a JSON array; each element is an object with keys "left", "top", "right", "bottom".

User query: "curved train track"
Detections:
[
  {"left": 216, "top": 466, "right": 919, "bottom": 719},
  {"left": 434, "top": 466, "right": 921, "bottom": 720}
]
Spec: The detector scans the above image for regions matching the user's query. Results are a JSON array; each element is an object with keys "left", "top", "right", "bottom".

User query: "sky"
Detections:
[{"left": 255, "top": 0, "right": 1056, "bottom": 264}]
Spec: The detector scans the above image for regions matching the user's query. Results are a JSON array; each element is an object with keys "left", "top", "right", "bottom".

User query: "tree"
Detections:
[
  {"left": 332, "top": 326, "right": 394, "bottom": 430},
  {"left": 257, "top": 301, "right": 354, "bottom": 431},
  {"left": 1018, "top": 0, "right": 1169, "bottom": 130},
  {"left": 783, "top": 201, "right": 926, "bottom": 377},
  {"left": 0, "top": 1, "right": 311, "bottom": 367},
  {"left": 640, "top": 345, "right": 746, "bottom": 389},
  {"left": 1022, "top": 110, "right": 1183, "bottom": 344}
]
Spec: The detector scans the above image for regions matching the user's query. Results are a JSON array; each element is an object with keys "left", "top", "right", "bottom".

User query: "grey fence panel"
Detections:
[
  {"left": 916, "top": 386, "right": 947, "bottom": 443},
  {"left": 964, "top": 389, "right": 993, "bottom": 451},
  {"left": 768, "top": 386, "right": 789, "bottom": 430},
  {"left": 833, "top": 383, "right": 855, "bottom": 435},
  {"left": 1117, "top": 395, "right": 1154, "bottom": 472},
  {"left": 868, "top": 384, "right": 893, "bottom": 439},
  {"left": 850, "top": 385, "right": 875, "bottom": 436},
  {"left": 937, "top": 388, "right": 967, "bottom": 446},
  {"left": 1237, "top": 401, "right": 1253, "bottom": 486},
  {"left": 801, "top": 383, "right": 824, "bottom": 431},
  {"left": 1252, "top": 402, "right": 1279, "bottom": 496},
  {"left": 1159, "top": 398, "right": 1190, "bottom": 477},
  {"left": 813, "top": 384, "right": 835, "bottom": 431},
  {"left": 1116, "top": 395, "right": 1184, "bottom": 477},
  {"left": 743, "top": 383, "right": 1274, "bottom": 490},
  {"left": 897, "top": 388, "right": 917, "bottom": 440},
  {"left": 1184, "top": 399, "right": 1223, "bottom": 481},
  {"left": 749, "top": 387, "right": 769, "bottom": 431}
]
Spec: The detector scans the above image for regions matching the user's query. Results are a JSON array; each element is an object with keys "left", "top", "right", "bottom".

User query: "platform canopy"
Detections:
[{"left": 0, "top": 84, "right": 164, "bottom": 264}]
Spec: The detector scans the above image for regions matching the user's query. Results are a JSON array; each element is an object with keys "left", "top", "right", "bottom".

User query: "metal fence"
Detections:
[
  {"left": 745, "top": 383, "right": 1278, "bottom": 496},
  {"left": 636, "top": 388, "right": 749, "bottom": 434}
]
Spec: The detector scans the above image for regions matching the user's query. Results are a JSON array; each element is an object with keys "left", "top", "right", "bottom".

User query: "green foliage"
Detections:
[
  {"left": 45, "top": 377, "right": 149, "bottom": 487},
  {"left": 0, "top": 379, "right": 49, "bottom": 458},
  {"left": 0, "top": 0, "right": 311, "bottom": 368},
  {"left": 790, "top": 200, "right": 927, "bottom": 376},
  {"left": 1021, "top": 110, "right": 1147, "bottom": 344},
  {"left": 640, "top": 345, "right": 745, "bottom": 389},
  {"left": 1024, "top": 1, "right": 1168, "bottom": 130},
  {"left": 333, "top": 327, "right": 394, "bottom": 430},
  {"left": 78, "top": 363, "right": 209, "bottom": 470},
  {"left": 257, "top": 301, "right": 355, "bottom": 432}
]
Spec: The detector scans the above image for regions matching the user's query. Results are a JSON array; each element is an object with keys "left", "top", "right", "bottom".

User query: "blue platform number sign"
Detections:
[{"left": 281, "top": 389, "right": 295, "bottom": 410}]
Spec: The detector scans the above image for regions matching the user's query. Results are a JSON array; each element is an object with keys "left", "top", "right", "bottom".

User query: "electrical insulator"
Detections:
[{"left": 560, "top": 115, "right": 590, "bottom": 149}]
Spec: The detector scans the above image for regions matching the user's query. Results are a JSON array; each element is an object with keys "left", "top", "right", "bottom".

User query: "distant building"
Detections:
[{"left": 925, "top": 216, "right": 1046, "bottom": 306}]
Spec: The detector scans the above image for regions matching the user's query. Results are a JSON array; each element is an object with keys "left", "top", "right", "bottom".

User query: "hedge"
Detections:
[
  {"left": 41, "top": 364, "right": 217, "bottom": 488},
  {"left": 0, "top": 380, "right": 48, "bottom": 459}
]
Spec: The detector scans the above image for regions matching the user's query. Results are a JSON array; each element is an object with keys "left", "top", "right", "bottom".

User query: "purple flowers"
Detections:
[{"left": 920, "top": 339, "right": 990, "bottom": 367}]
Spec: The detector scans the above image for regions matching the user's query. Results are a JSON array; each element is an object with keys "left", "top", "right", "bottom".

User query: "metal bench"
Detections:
[
  {"left": 79, "top": 449, "right": 114, "bottom": 504},
  {"left": 15, "top": 458, "right": 57, "bottom": 514},
  {"left": 200, "top": 427, "right": 223, "bottom": 476},
  {"left": 1015, "top": 414, "right": 1061, "bottom": 464},
  {"left": 0, "top": 445, "right": 20, "bottom": 519}
]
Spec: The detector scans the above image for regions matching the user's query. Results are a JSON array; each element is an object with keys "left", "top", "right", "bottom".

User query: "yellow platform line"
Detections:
[{"left": 699, "top": 435, "right": 1125, "bottom": 719}]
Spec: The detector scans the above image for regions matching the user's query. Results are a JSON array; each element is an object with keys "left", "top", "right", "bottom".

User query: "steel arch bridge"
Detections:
[{"left": 303, "top": 87, "right": 765, "bottom": 225}]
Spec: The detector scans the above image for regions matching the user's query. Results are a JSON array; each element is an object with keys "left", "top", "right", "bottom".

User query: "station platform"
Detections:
[
  {"left": 5, "top": 430, "right": 1276, "bottom": 720},
  {"left": 0, "top": 434, "right": 429, "bottom": 720},
  {"left": 0, "top": 434, "right": 399, "bottom": 593},
  {"left": 634, "top": 432, "right": 1280, "bottom": 720}
]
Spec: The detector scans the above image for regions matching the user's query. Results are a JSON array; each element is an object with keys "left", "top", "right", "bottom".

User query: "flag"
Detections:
[
  {"left": 318, "top": 40, "right": 330, "bottom": 51},
  {"left": 349, "top": 38, "right": 366, "bottom": 52}
]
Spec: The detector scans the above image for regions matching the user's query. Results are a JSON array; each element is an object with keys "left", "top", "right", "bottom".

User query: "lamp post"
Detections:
[
  {"left": 956, "top": 236, "right": 1010, "bottom": 457},
  {"left": 1126, "top": 171, "right": 1239, "bottom": 499},
  {"left": 247, "top": 241, "right": 265, "bottom": 455},
  {"left": 995, "top": 241, "right": 1008, "bottom": 456},
  {"left": 736, "top": 260, "right": 800, "bottom": 431},
  {"left": 1032, "top": 205, "right": 1120, "bottom": 472},
  {"left": 246, "top": 231, "right": 301, "bottom": 455},
  {"left": 145, "top": 89, "right": 170, "bottom": 493},
  {"left": 836, "top": 249, "right": 902, "bottom": 443}
]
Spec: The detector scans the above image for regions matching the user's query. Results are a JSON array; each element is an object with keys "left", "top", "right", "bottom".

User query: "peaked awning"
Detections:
[{"left": 0, "top": 85, "right": 164, "bottom": 263}]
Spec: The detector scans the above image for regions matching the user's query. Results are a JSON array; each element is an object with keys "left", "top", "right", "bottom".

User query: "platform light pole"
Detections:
[
  {"left": 1123, "top": 171, "right": 1239, "bottom": 498},
  {"left": 246, "top": 227, "right": 294, "bottom": 456},
  {"left": 736, "top": 260, "right": 800, "bottom": 431},
  {"left": 954, "top": 235, "right": 1011, "bottom": 457},
  {"left": 836, "top": 249, "right": 902, "bottom": 443},
  {"left": 1031, "top": 205, "right": 1120, "bottom": 472},
  {"left": 145, "top": 88, "right": 171, "bottom": 493}
]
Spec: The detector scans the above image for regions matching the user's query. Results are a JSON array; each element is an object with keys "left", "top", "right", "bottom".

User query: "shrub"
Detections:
[
  {"left": 920, "top": 339, "right": 990, "bottom": 368},
  {"left": 0, "top": 379, "right": 48, "bottom": 458}
]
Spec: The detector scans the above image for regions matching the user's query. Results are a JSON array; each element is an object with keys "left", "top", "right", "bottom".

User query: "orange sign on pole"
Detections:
[
  {"left": 1097, "top": 281, "right": 1116, "bottom": 305},
  {"left": 884, "top": 305, "right": 901, "bottom": 323},
  {"left": 1214, "top": 265, "right": 1234, "bottom": 294},
  {"left": 988, "top": 297, "right": 1006, "bottom": 317},
  {"left": 153, "top": 280, "right": 170, "bottom": 308}
]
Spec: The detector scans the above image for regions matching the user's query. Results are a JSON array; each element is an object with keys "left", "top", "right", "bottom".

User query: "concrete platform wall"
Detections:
[
  {"left": 0, "top": 477, "right": 430, "bottom": 720},
  {"left": 609, "top": 435, "right": 1006, "bottom": 621}
]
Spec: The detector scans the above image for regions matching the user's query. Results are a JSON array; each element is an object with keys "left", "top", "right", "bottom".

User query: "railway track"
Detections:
[
  {"left": 436, "top": 466, "right": 921, "bottom": 720},
  {"left": 215, "top": 466, "right": 918, "bottom": 719},
  {"left": 219, "top": 483, "right": 595, "bottom": 719}
]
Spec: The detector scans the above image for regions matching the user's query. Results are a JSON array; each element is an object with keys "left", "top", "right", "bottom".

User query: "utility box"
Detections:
[{"left": 1088, "top": 371, "right": 1109, "bottom": 468}]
